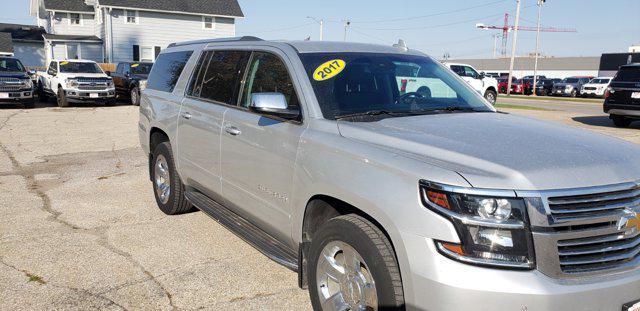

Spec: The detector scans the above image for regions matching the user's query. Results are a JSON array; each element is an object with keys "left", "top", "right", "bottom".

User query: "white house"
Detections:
[
  {"left": 0, "top": 23, "right": 47, "bottom": 66},
  {"left": 29, "top": 0, "right": 244, "bottom": 64}
]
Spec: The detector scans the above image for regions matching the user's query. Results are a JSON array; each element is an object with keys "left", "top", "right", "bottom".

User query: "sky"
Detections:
[{"left": 2, "top": 0, "right": 639, "bottom": 59}]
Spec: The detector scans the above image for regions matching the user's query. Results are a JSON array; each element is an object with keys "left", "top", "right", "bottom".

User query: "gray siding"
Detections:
[
  {"left": 52, "top": 12, "right": 96, "bottom": 36},
  {"left": 13, "top": 42, "right": 45, "bottom": 67},
  {"left": 107, "top": 9, "right": 235, "bottom": 62},
  {"left": 49, "top": 42, "right": 103, "bottom": 63}
]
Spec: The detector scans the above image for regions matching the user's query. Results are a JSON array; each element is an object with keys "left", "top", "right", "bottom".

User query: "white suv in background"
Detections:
[
  {"left": 444, "top": 62, "right": 498, "bottom": 104},
  {"left": 581, "top": 77, "right": 613, "bottom": 98}
]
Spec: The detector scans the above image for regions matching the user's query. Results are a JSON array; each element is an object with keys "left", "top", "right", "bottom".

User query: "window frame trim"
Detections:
[
  {"left": 124, "top": 10, "right": 139, "bottom": 25},
  {"left": 138, "top": 46, "right": 155, "bottom": 62},
  {"left": 202, "top": 16, "right": 216, "bottom": 30},
  {"left": 67, "top": 12, "right": 83, "bottom": 26},
  {"left": 184, "top": 48, "right": 304, "bottom": 125}
]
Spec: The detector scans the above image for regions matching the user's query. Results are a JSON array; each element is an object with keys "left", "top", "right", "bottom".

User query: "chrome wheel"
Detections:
[
  {"left": 485, "top": 91, "right": 496, "bottom": 104},
  {"left": 131, "top": 88, "right": 139, "bottom": 105},
  {"left": 154, "top": 154, "right": 171, "bottom": 204},
  {"left": 316, "top": 241, "right": 377, "bottom": 311}
]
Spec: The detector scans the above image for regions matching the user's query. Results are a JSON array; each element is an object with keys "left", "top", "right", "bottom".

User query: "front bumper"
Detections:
[
  {"left": 401, "top": 231, "right": 640, "bottom": 311},
  {"left": 0, "top": 90, "right": 34, "bottom": 104},
  {"left": 582, "top": 89, "right": 605, "bottom": 97},
  {"left": 64, "top": 88, "right": 115, "bottom": 103},
  {"left": 551, "top": 88, "right": 573, "bottom": 96}
]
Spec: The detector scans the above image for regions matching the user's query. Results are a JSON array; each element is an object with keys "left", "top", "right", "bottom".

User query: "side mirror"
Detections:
[
  {"left": 249, "top": 93, "right": 300, "bottom": 120},
  {"left": 478, "top": 71, "right": 486, "bottom": 79},
  {"left": 106, "top": 71, "right": 112, "bottom": 76}
]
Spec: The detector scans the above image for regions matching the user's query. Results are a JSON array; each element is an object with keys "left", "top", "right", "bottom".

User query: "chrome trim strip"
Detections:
[
  {"left": 558, "top": 236, "right": 640, "bottom": 256},
  {"left": 547, "top": 188, "right": 640, "bottom": 205},
  {"left": 420, "top": 180, "right": 517, "bottom": 198},
  {"left": 558, "top": 231, "right": 639, "bottom": 247}
]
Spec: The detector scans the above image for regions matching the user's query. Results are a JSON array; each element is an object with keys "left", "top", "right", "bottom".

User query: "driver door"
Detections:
[{"left": 461, "top": 65, "right": 484, "bottom": 93}]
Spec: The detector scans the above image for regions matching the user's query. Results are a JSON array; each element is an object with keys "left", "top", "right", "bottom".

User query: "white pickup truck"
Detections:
[
  {"left": 443, "top": 62, "right": 499, "bottom": 104},
  {"left": 37, "top": 59, "right": 116, "bottom": 107}
]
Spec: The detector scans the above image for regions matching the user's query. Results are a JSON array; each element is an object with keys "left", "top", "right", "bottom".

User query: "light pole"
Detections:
[
  {"left": 506, "top": 0, "right": 521, "bottom": 96},
  {"left": 343, "top": 20, "right": 351, "bottom": 41},
  {"left": 532, "top": 0, "right": 545, "bottom": 96},
  {"left": 306, "top": 16, "right": 324, "bottom": 41}
]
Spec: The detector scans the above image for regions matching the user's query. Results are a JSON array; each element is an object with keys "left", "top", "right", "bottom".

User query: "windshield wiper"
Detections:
[
  {"left": 409, "top": 107, "right": 486, "bottom": 114},
  {"left": 335, "top": 110, "right": 408, "bottom": 120}
]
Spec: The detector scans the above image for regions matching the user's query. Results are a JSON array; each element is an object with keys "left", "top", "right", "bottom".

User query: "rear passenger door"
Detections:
[
  {"left": 220, "top": 50, "right": 306, "bottom": 242},
  {"left": 176, "top": 50, "right": 250, "bottom": 198}
]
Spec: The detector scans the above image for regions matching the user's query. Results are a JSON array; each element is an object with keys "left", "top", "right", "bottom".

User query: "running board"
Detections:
[{"left": 185, "top": 190, "right": 299, "bottom": 271}]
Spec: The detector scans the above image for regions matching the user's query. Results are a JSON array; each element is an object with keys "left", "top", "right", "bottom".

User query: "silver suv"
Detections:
[{"left": 139, "top": 37, "right": 640, "bottom": 311}]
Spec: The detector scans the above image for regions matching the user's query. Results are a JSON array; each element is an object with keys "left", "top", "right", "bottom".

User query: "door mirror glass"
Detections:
[
  {"left": 479, "top": 71, "right": 486, "bottom": 79},
  {"left": 250, "top": 93, "right": 299, "bottom": 119}
]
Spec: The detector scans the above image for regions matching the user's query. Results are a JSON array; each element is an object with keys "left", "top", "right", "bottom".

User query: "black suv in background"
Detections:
[
  {"left": 0, "top": 57, "right": 34, "bottom": 108},
  {"left": 604, "top": 63, "right": 640, "bottom": 127},
  {"left": 110, "top": 62, "right": 153, "bottom": 105},
  {"left": 535, "top": 78, "right": 561, "bottom": 96}
]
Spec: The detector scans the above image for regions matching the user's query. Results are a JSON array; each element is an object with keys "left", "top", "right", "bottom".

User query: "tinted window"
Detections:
[
  {"left": 130, "top": 63, "right": 152, "bottom": 75},
  {"left": 613, "top": 67, "right": 640, "bottom": 82},
  {"left": 188, "top": 51, "right": 212, "bottom": 97},
  {"left": 562, "top": 78, "right": 579, "bottom": 83},
  {"left": 147, "top": 51, "right": 193, "bottom": 93},
  {"left": 240, "top": 52, "right": 299, "bottom": 111},
  {"left": 463, "top": 66, "right": 478, "bottom": 78},
  {"left": 0, "top": 58, "right": 25, "bottom": 72},
  {"left": 199, "top": 51, "right": 250, "bottom": 104},
  {"left": 449, "top": 65, "right": 464, "bottom": 76},
  {"left": 59, "top": 62, "right": 103, "bottom": 73}
]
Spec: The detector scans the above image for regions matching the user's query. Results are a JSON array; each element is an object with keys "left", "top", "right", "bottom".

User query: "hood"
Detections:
[
  {"left": 337, "top": 113, "right": 640, "bottom": 190},
  {"left": 554, "top": 82, "right": 577, "bottom": 88},
  {"left": 0, "top": 71, "right": 29, "bottom": 79},
  {"left": 59, "top": 73, "right": 110, "bottom": 79}
]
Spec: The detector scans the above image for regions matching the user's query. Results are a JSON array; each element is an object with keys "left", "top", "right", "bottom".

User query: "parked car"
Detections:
[
  {"left": 497, "top": 76, "right": 517, "bottom": 94},
  {"left": 535, "top": 78, "right": 561, "bottom": 96},
  {"left": 37, "top": 60, "right": 115, "bottom": 107},
  {"left": 604, "top": 63, "right": 640, "bottom": 127},
  {"left": 443, "top": 62, "right": 498, "bottom": 104},
  {"left": 110, "top": 62, "right": 153, "bottom": 106},
  {"left": 522, "top": 75, "right": 547, "bottom": 81},
  {"left": 140, "top": 38, "right": 640, "bottom": 311},
  {"left": 0, "top": 56, "right": 34, "bottom": 108},
  {"left": 581, "top": 77, "right": 612, "bottom": 98},
  {"left": 510, "top": 78, "right": 535, "bottom": 95},
  {"left": 550, "top": 76, "right": 593, "bottom": 97}
]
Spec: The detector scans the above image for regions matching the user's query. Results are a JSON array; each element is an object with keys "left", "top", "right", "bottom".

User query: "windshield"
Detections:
[
  {"left": 59, "top": 62, "right": 104, "bottom": 74},
  {"left": 562, "top": 78, "right": 579, "bottom": 83},
  {"left": 299, "top": 53, "right": 492, "bottom": 120},
  {"left": 0, "top": 58, "right": 25, "bottom": 72},
  {"left": 590, "top": 78, "right": 610, "bottom": 84},
  {"left": 614, "top": 67, "right": 640, "bottom": 82},
  {"left": 130, "top": 63, "right": 153, "bottom": 75}
]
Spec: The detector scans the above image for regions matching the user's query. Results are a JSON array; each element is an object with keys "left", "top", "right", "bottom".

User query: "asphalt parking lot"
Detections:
[{"left": 1, "top": 97, "right": 640, "bottom": 310}]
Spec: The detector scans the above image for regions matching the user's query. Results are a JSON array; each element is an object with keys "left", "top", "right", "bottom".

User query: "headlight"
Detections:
[
  {"left": 66, "top": 79, "right": 79, "bottom": 88},
  {"left": 106, "top": 80, "right": 114, "bottom": 88},
  {"left": 565, "top": 85, "right": 573, "bottom": 90},
  {"left": 420, "top": 181, "right": 534, "bottom": 269},
  {"left": 22, "top": 79, "right": 33, "bottom": 89},
  {"left": 139, "top": 79, "right": 147, "bottom": 91}
]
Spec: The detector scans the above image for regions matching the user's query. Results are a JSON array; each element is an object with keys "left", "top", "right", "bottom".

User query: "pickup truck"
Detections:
[
  {"left": 443, "top": 62, "right": 498, "bottom": 104},
  {"left": 0, "top": 56, "right": 34, "bottom": 108},
  {"left": 37, "top": 59, "right": 115, "bottom": 107}
]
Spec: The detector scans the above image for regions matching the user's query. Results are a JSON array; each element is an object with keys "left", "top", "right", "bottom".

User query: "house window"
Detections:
[
  {"left": 67, "top": 44, "right": 80, "bottom": 59},
  {"left": 203, "top": 16, "right": 215, "bottom": 30},
  {"left": 68, "top": 13, "right": 82, "bottom": 26},
  {"left": 124, "top": 10, "right": 138, "bottom": 24},
  {"left": 140, "top": 47, "right": 154, "bottom": 62}
]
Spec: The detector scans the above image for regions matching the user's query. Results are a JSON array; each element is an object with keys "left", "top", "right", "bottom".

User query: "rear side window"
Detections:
[
  {"left": 198, "top": 51, "right": 250, "bottom": 104},
  {"left": 147, "top": 51, "right": 193, "bottom": 93},
  {"left": 614, "top": 67, "right": 640, "bottom": 82}
]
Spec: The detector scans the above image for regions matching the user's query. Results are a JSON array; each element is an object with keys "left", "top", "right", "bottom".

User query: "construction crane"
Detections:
[{"left": 476, "top": 13, "right": 577, "bottom": 57}]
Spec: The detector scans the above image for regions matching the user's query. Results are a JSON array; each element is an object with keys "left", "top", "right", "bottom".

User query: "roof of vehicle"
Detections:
[{"left": 169, "top": 37, "right": 426, "bottom": 56}]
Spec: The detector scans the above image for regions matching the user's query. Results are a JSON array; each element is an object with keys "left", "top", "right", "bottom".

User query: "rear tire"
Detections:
[
  {"left": 151, "top": 141, "right": 192, "bottom": 215},
  {"left": 611, "top": 115, "right": 632, "bottom": 128},
  {"left": 130, "top": 86, "right": 140, "bottom": 106},
  {"left": 483, "top": 89, "right": 497, "bottom": 105},
  {"left": 308, "top": 214, "right": 404, "bottom": 311},
  {"left": 57, "top": 86, "right": 69, "bottom": 107}
]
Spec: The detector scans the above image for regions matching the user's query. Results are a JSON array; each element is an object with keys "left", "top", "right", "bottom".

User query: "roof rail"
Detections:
[{"left": 168, "top": 36, "right": 264, "bottom": 48}]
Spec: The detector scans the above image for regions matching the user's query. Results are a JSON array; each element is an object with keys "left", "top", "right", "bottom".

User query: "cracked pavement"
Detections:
[{"left": 0, "top": 104, "right": 311, "bottom": 310}]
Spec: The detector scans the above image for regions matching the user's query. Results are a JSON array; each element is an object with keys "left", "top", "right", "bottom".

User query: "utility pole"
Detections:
[
  {"left": 492, "top": 34, "right": 499, "bottom": 58},
  {"left": 343, "top": 20, "right": 351, "bottom": 41},
  {"left": 532, "top": 0, "right": 545, "bottom": 96},
  {"left": 306, "top": 16, "right": 324, "bottom": 41},
  {"left": 506, "top": 0, "right": 521, "bottom": 96}
]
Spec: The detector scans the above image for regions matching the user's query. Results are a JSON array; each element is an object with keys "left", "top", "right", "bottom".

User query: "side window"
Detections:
[
  {"left": 188, "top": 51, "right": 213, "bottom": 98},
  {"left": 147, "top": 51, "right": 193, "bottom": 93},
  {"left": 240, "top": 52, "right": 300, "bottom": 111},
  {"left": 463, "top": 66, "right": 478, "bottom": 79},
  {"left": 116, "top": 64, "right": 123, "bottom": 74},
  {"left": 450, "top": 65, "right": 464, "bottom": 76},
  {"left": 47, "top": 61, "right": 57, "bottom": 75},
  {"left": 123, "top": 63, "right": 131, "bottom": 75},
  {"left": 199, "top": 51, "right": 250, "bottom": 104}
]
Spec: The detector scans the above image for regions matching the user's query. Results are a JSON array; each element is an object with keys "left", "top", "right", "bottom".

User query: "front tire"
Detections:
[
  {"left": 308, "top": 214, "right": 404, "bottom": 311},
  {"left": 57, "top": 86, "right": 69, "bottom": 107},
  {"left": 38, "top": 82, "right": 48, "bottom": 102},
  {"left": 570, "top": 89, "right": 578, "bottom": 98},
  {"left": 484, "top": 89, "right": 497, "bottom": 105},
  {"left": 611, "top": 115, "right": 632, "bottom": 128},
  {"left": 151, "top": 141, "right": 192, "bottom": 215},
  {"left": 130, "top": 86, "right": 140, "bottom": 106}
]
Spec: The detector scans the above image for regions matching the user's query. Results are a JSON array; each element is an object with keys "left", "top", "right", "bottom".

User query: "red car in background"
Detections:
[{"left": 497, "top": 76, "right": 517, "bottom": 93}]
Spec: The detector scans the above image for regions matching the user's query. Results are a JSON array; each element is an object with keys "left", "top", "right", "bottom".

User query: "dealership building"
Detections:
[{"left": 449, "top": 51, "right": 640, "bottom": 79}]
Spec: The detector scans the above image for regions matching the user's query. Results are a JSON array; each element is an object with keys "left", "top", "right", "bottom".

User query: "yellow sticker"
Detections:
[
  {"left": 60, "top": 61, "right": 69, "bottom": 65},
  {"left": 131, "top": 63, "right": 139, "bottom": 68},
  {"left": 313, "top": 59, "right": 346, "bottom": 81}
]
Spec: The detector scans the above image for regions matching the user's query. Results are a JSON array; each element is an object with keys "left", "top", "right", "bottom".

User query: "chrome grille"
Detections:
[
  {"left": 523, "top": 181, "right": 640, "bottom": 278},
  {"left": 583, "top": 86, "right": 597, "bottom": 90},
  {"left": 75, "top": 77, "right": 111, "bottom": 91},
  {"left": 76, "top": 77, "right": 110, "bottom": 83},
  {"left": 0, "top": 77, "right": 24, "bottom": 92}
]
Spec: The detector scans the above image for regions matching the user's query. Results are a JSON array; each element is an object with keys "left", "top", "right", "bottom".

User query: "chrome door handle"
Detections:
[
  {"left": 225, "top": 126, "right": 242, "bottom": 136},
  {"left": 181, "top": 112, "right": 192, "bottom": 119}
]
